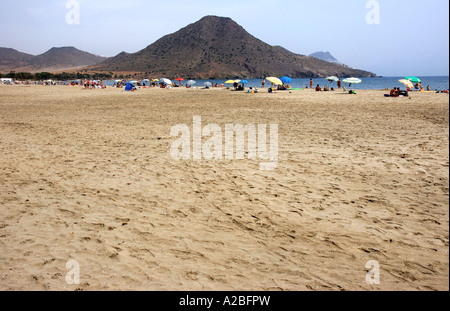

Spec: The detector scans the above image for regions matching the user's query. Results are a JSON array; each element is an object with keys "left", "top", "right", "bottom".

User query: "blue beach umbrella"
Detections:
[
  {"left": 240, "top": 80, "right": 249, "bottom": 84},
  {"left": 280, "top": 76, "right": 292, "bottom": 84}
]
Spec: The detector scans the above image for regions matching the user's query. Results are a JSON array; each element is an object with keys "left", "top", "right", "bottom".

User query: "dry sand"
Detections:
[{"left": 0, "top": 84, "right": 448, "bottom": 291}]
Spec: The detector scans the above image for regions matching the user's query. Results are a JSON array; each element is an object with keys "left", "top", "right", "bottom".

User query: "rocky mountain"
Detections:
[
  {"left": 90, "top": 16, "right": 376, "bottom": 79},
  {"left": 0, "top": 47, "right": 107, "bottom": 73},
  {"left": 309, "top": 51, "right": 341, "bottom": 63},
  {"left": 0, "top": 48, "right": 35, "bottom": 71}
]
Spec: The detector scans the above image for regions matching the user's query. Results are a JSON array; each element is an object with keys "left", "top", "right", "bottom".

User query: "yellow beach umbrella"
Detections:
[
  {"left": 266, "top": 77, "right": 283, "bottom": 85},
  {"left": 225, "top": 80, "right": 236, "bottom": 84},
  {"left": 152, "top": 79, "right": 159, "bottom": 82}
]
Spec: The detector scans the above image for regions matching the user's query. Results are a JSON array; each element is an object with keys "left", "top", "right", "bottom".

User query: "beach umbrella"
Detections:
[
  {"left": 160, "top": 78, "right": 172, "bottom": 85},
  {"left": 204, "top": 82, "right": 212, "bottom": 87},
  {"left": 266, "top": 77, "right": 283, "bottom": 85},
  {"left": 405, "top": 76, "right": 421, "bottom": 83},
  {"left": 152, "top": 79, "right": 159, "bottom": 82},
  {"left": 186, "top": 80, "right": 196, "bottom": 86},
  {"left": 225, "top": 80, "right": 237, "bottom": 84},
  {"left": 399, "top": 79, "right": 414, "bottom": 89},
  {"left": 342, "top": 77, "right": 362, "bottom": 87},
  {"left": 280, "top": 76, "right": 293, "bottom": 84},
  {"left": 325, "top": 76, "right": 339, "bottom": 82},
  {"left": 240, "top": 80, "right": 249, "bottom": 84},
  {"left": 175, "top": 78, "right": 184, "bottom": 81}
]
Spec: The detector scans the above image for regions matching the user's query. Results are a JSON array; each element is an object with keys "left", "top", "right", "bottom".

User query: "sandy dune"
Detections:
[{"left": 0, "top": 85, "right": 448, "bottom": 291}]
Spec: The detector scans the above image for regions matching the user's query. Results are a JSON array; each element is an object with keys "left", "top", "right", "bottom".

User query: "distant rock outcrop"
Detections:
[
  {"left": 309, "top": 51, "right": 353, "bottom": 68},
  {"left": 0, "top": 47, "right": 107, "bottom": 73}
]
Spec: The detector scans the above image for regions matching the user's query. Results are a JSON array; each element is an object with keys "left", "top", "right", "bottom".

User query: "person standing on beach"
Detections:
[
  {"left": 337, "top": 79, "right": 341, "bottom": 89},
  {"left": 262, "top": 79, "right": 265, "bottom": 88},
  {"left": 310, "top": 79, "right": 313, "bottom": 89}
]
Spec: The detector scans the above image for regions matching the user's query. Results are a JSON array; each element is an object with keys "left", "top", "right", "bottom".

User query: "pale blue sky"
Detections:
[{"left": 0, "top": 0, "right": 448, "bottom": 76}]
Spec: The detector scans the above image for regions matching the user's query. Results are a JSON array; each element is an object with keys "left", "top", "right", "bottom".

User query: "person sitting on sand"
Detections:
[
  {"left": 323, "top": 85, "right": 329, "bottom": 91},
  {"left": 315, "top": 84, "right": 322, "bottom": 92},
  {"left": 390, "top": 87, "right": 397, "bottom": 97},
  {"left": 233, "top": 81, "right": 238, "bottom": 91}
]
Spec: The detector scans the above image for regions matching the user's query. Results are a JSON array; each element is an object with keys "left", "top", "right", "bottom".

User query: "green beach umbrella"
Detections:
[
  {"left": 325, "top": 76, "right": 339, "bottom": 82},
  {"left": 405, "top": 76, "right": 421, "bottom": 83}
]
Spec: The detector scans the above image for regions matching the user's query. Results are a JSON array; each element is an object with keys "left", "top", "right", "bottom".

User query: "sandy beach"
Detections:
[{"left": 0, "top": 84, "right": 448, "bottom": 291}]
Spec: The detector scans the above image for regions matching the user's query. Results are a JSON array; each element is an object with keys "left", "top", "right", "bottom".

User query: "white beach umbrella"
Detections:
[
  {"left": 342, "top": 77, "right": 362, "bottom": 88},
  {"left": 326, "top": 76, "right": 339, "bottom": 81},
  {"left": 342, "top": 77, "right": 362, "bottom": 84},
  {"left": 160, "top": 78, "right": 172, "bottom": 85}
]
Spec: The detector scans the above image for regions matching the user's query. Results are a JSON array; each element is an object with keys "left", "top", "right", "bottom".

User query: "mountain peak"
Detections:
[
  {"left": 89, "top": 16, "right": 376, "bottom": 78},
  {"left": 199, "top": 15, "right": 232, "bottom": 22}
]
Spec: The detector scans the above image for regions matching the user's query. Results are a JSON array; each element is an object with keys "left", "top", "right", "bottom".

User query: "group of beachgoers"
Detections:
[
  {"left": 314, "top": 84, "right": 336, "bottom": 92},
  {"left": 0, "top": 79, "right": 82, "bottom": 86},
  {"left": 309, "top": 78, "right": 342, "bottom": 90},
  {"left": 388, "top": 87, "right": 409, "bottom": 97},
  {"left": 84, "top": 80, "right": 106, "bottom": 89}
]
